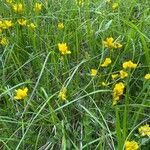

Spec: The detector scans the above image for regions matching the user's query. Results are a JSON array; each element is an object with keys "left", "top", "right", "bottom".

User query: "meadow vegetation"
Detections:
[{"left": 0, "top": 0, "right": 150, "bottom": 149}]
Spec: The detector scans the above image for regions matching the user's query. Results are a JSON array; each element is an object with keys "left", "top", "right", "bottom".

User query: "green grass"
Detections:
[{"left": 0, "top": 0, "right": 150, "bottom": 149}]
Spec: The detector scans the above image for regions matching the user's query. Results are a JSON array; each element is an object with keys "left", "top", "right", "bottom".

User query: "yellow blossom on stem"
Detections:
[
  {"left": 125, "top": 140, "right": 139, "bottom": 150},
  {"left": 12, "top": 3, "right": 24, "bottom": 13},
  {"left": 58, "top": 43, "right": 71, "bottom": 55},
  {"left": 113, "top": 82, "right": 125, "bottom": 105},
  {"left": 58, "top": 23, "right": 64, "bottom": 29},
  {"left": 123, "top": 60, "right": 137, "bottom": 69},
  {"left": 144, "top": 73, "right": 150, "bottom": 80},
  {"left": 17, "top": 19, "right": 27, "bottom": 26},
  {"left": 58, "top": 87, "right": 67, "bottom": 101},
  {"left": 138, "top": 124, "right": 150, "bottom": 136},
  {"left": 112, "top": 74, "right": 119, "bottom": 80},
  {"left": 14, "top": 87, "right": 28, "bottom": 100},
  {"left": 112, "top": 3, "right": 119, "bottom": 10},
  {"left": 90, "top": 69, "right": 97, "bottom": 77},
  {"left": 3, "top": 20, "right": 13, "bottom": 29},
  {"left": 101, "top": 58, "right": 112, "bottom": 67},
  {"left": 33, "top": 3, "right": 42, "bottom": 12},
  {"left": 103, "top": 37, "right": 122, "bottom": 49},
  {"left": 103, "top": 37, "right": 115, "bottom": 49},
  {"left": 120, "top": 70, "right": 128, "bottom": 79},
  {"left": 0, "top": 20, "right": 13, "bottom": 29},
  {"left": 27, "top": 23, "right": 36, "bottom": 29},
  {"left": 76, "top": 0, "right": 84, "bottom": 6},
  {"left": 0, "top": 37, "right": 9, "bottom": 46}
]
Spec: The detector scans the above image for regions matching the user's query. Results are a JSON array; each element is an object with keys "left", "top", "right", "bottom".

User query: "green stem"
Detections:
[{"left": 115, "top": 106, "right": 122, "bottom": 150}]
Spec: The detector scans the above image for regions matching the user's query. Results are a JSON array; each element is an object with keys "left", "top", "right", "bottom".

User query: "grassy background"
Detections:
[{"left": 0, "top": 0, "right": 150, "bottom": 149}]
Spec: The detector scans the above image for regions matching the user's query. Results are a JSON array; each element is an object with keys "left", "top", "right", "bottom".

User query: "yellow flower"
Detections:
[
  {"left": 125, "top": 140, "right": 139, "bottom": 150},
  {"left": 120, "top": 70, "right": 128, "bottom": 79},
  {"left": 103, "top": 37, "right": 122, "bottom": 49},
  {"left": 144, "top": 73, "right": 150, "bottom": 80},
  {"left": 103, "top": 37, "right": 115, "bottom": 49},
  {"left": 27, "top": 23, "right": 36, "bottom": 29},
  {"left": 111, "top": 74, "right": 119, "bottom": 80},
  {"left": 113, "top": 82, "right": 125, "bottom": 105},
  {"left": 17, "top": 19, "right": 27, "bottom": 26},
  {"left": 123, "top": 60, "right": 137, "bottom": 69},
  {"left": 58, "top": 43, "right": 71, "bottom": 55},
  {"left": 76, "top": 0, "right": 84, "bottom": 6},
  {"left": 33, "top": 3, "right": 42, "bottom": 12},
  {"left": 90, "top": 69, "right": 97, "bottom": 77},
  {"left": 0, "top": 37, "right": 9, "bottom": 46},
  {"left": 101, "top": 81, "right": 110, "bottom": 87},
  {"left": 138, "top": 124, "right": 150, "bottom": 136},
  {"left": 0, "top": 20, "right": 13, "bottom": 29},
  {"left": 58, "top": 23, "right": 64, "bottom": 29},
  {"left": 14, "top": 87, "right": 28, "bottom": 100},
  {"left": 101, "top": 58, "right": 112, "bottom": 67},
  {"left": 112, "top": 3, "right": 119, "bottom": 10},
  {"left": 3, "top": 20, "right": 13, "bottom": 29},
  {"left": 58, "top": 87, "right": 67, "bottom": 101},
  {"left": 12, "top": 3, "right": 24, "bottom": 13}
]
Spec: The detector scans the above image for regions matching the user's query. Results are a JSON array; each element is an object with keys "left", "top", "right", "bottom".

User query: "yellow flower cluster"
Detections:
[
  {"left": 14, "top": 87, "right": 28, "bottom": 100},
  {"left": 103, "top": 37, "right": 122, "bottom": 50},
  {"left": 138, "top": 124, "right": 150, "bottom": 136},
  {"left": 17, "top": 19, "right": 27, "bottom": 26},
  {"left": 110, "top": 60, "right": 138, "bottom": 105},
  {"left": 111, "top": 60, "right": 137, "bottom": 81},
  {"left": 0, "top": 37, "right": 9, "bottom": 46},
  {"left": 123, "top": 60, "right": 137, "bottom": 69},
  {"left": 58, "top": 43, "right": 71, "bottom": 55},
  {"left": 113, "top": 82, "right": 125, "bottom": 105},
  {"left": 0, "top": 20, "right": 13, "bottom": 30},
  {"left": 0, "top": 18, "right": 36, "bottom": 31},
  {"left": 106, "top": 1, "right": 119, "bottom": 10},
  {"left": 58, "top": 23, "right": 64, "bottom": 29},
  {"left": 119, "top": 70, "right": 128, "bottom": 79},
  {"left": 112, "top": 3, "right": 119, "bottom": 10},
  {"left": 17, "top": 19, "right": 36, "bottom": 29},
  {"left": 90, "top": 69, "right": 98, "bottom": 76},
  {"left": 101, "top": 58, "right": 112, "bottom": 67},
  {"left": 125, "top": 140, "right": 139, "bottom": 150},
  {"left": 12, "top": 3, "right": 24, "bottom": 13},
  {"left": 76, "top": 0, "right": 84, "bottom": 6},
  {"left": 58, "top": 87, "right": 67, "bottom": 101},
  {"left": 112, "top": 70, "right": 128, "bottom": 80},
  {"left": 27, "top": 23, "right": 37, "bottom": 29},
  {"left": 9, "top": 2, "right": 43, "bottom": 14},
  {"left": 112, "top": 74, "right": 119, "bottom": 80},
  {"left": 144, "top": 73, "right": 150, "bottom": 80},
  {"left": 33, "top": 3, "right": 43, "bottom": 12},
  {"left": 111, "top": 70, "right": 128, "bottom": 80}
]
